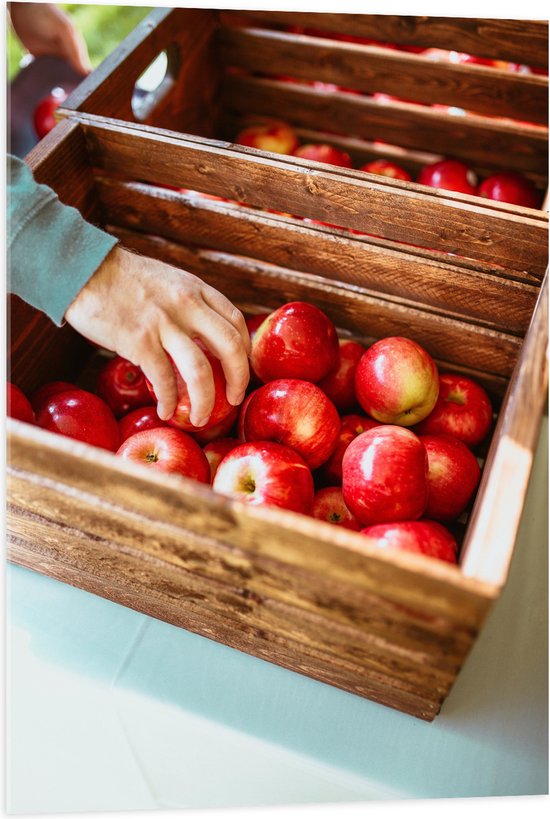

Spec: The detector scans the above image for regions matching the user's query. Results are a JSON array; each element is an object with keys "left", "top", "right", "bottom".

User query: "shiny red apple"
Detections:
[
  {"left": 311, "top": 486, "right": 362, "bottom": 530},
  {"left": 191, "top": 405, "right": 239, "bottom": 445},
  {"left": 243, "top": 378, "right": 341, "bottom": 469},
  {"left": 354, "top": 336, "right": 439, "bottom": 425},
  {"left": 359, "top": 520, "right": 458, "bottom": 564},
  {"left": 317, "top": 338, "right": 366, "bottom": 412},
  {"left": 117, "top": 427, "right": 210, "bottom": 482},
  {"left": 414, "top": 373, "right": 493, "bottom": 449},
  {"left": 418, "top": 159, "right": 478, "bottom": 195},
  {"left": 342, "top": 425, "right": 429, "bottom": 525},
  {"left": 213, "top": 440, "right": 314, "bottom": 514},
  {"left": 320, "top": 413, "right": 380, "bottom": 485},
  {"left": 7, "top": 382, "right": 34, "bottom": 423},
  {"left": 33, "top": 86, "right": 68, "bottom": 139},
  {"left": 235, "top": 121, "right": 299, "bottom": 154},
  {"left": 35, "top": 388, "right": 120, "bottom": 451},
  {"left": 420, "top": 433, "right": 481, "bottom": 521},
  {"left": 477, "top": 172, "right": 541, "bottom": 209},
  {"left": 203, "top": 437, "right": 240, "bottom": 482},
  {"left": 360, "top": 159, "right": 412, "bottom": 181},
  {"left": 29, "top": 380, "right": 75, "bottom": 415},
  {"left": 118, "top": 405, "right": 168, "bottom": 443},
  {"left": 96, "top": 355, "right": 153, "bottom": 418},
  {"left": 250, "top": 301, "right": 339, "bottom": 384},
  {"left": 292, "top": 143, "right": 353, "bottom": 168}
]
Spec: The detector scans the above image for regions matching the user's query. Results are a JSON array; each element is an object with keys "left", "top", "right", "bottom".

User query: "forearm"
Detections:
[{"left": 7, "top": 153, "right": 117, "bottom": 325}]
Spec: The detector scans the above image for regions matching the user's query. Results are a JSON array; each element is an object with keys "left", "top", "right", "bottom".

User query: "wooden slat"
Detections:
[
  {"left": 108, "top": 225, "right": 522, "bottom": 379},
  {"left": 229, "top": 12, "right": 549, "bottom": 69},
  {"left": 77, "top": 114, "right": 548, "bottom": 275},
  {"left": 461, "top": 272, "right": 549, "bottom": 585},
  {"left": 217, "top": 26, "right": 548, "bottom": 124},
  {"left": 96, "top": 178, "right": 539, "bottom": 334},
  {"left": 221, "top": 73, "right": 548, "bottom": 176}
]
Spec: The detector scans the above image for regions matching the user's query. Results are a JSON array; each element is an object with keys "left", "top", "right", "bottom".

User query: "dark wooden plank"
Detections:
[
  {"left": 78, "top": 114, "right": 548, "bottom": 275},
  {"left": 108, "top": 225, "right": 523, "bottom": 379},
  {"left": 221, "top": 73, "right": 548, "bottom": 176},
  {"left": 217, "top": 26, "right": 548, "bottom": 124},
  {"left": 229, "top": 12, "right": 549, "bottom": 69},
  {"left": 96, "top": 178, "right": 539, "bottom": 334}
]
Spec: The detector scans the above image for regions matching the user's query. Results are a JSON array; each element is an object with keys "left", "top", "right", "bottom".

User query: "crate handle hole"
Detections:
[{"left": 131, "top": 47, "right": 178, "bottom": 122}]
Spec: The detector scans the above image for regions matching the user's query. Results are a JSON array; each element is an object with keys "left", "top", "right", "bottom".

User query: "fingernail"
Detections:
[
  {"left": 230, "top": 392, "right": 246, "bottom": 407},
  {"left": 194, "top": 416, "right": 210, "bottom": 428}
]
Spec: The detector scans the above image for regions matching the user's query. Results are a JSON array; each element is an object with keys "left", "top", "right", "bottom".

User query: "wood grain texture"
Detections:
[
  {"left": 96, "top": 177, "right": 539, "bottom": 334},
  {"left": 217, "top": 25, "right": 548, "bottom": 124},
  {"left": 77, "top": 114, "right": 548, "bottom": 276},
  {"left": 221, "top": 73, "right": 548, "bottom": 176},
  {"left": 228, "top": 12, "right": 549, "bottom": 69}
]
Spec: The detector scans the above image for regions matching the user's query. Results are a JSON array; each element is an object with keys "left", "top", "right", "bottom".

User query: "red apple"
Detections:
[
  {"left": 420, "top": 433, "right": 481, "bottom": 520},
  {"left": 354, "top": 336, "right": 439, "bottom": 426},
  {"left": 203, "top": 437, "right": 241, "bottom": 482},
  {"left": 243, "top": 378, "right": 341, "bottom": 469},
  {"left": 235, "top": 121, "right": 299, "bottom": 154},
  {"left": 360, "top": 159, "right": 413, "bottom": 181},
  {"left": 30, "top": 380, "right": 75, "bottom": 414},
  {"left": 213, "top": 441, "right": 314, "bottom": 514},
  {"left": 7, "top": 382, "right": 34, "bottom": 423},
  {"left": 146, "top": 343, "right": 235, "bottom": 433},
  {"left": 311, "top": 486, "right": 362, "bottom": 530},
  {"left": 418, "top": 159, "right": 478, "bottom": 195},
  {"left": 317, "top": 339, "right": 366, "bottom": 412},
  {"left": 320, "top": 413, "right": 380, "bottom": 485},
  {"left": 292, "top": 143, "right": 353, "bottom": 168},
  {"left": 342, "top": 425, "right": 429, "bottom": 525},
  {"left": 117, "top": 427, "right": 210, "bottom": 483},
  {"left": 96, "top": 355, "right": 153, "bottom": 418},
  {"left": 250, "top": 301, "right": 339, "bottom": 384},
  {"left": 33, "top": 86, "right": 68, "bottom": 139},
  {"left": 245, "top": 312, "right": 272, "bottom": 385},
  {"left": 35, "top": 388, "right": 120, "bottom": 451},
  {"left": 191, "top": 405, "right": 239, "bottom": 445},
  {"left": 414, "top": 373, "right": 493, "bottom": 448},
  {"left": 118, "top": 405, "right": 168, "bottom": 443},
  {"left": 237, "top": 390, "right": 256, "bottom": 442},
  {"left": 477, "top": 172, "right": 541, "bottom": 209},
  {"left": 359, "top": 520, "right": 458, "bottom": 564}
]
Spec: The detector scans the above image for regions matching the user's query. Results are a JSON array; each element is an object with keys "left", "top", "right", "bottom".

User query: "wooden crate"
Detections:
[
  {"left": 59, "top": 8, "right": 549, "bottom": 204},
  {"left": 7, "top": 108, "right": 548, "bottom": 721}
]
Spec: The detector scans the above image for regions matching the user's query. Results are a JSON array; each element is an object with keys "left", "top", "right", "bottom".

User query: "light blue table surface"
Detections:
[{"left": 5, "top": 417, "right": 548, "bottom": 814}]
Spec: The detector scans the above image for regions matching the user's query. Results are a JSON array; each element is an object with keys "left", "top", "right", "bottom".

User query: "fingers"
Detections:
[
  {"left": 202, "top": 286, "right": 251, "bottom": 354},
  {"left": 138, "top": 345, "right": 179, "bottom": 423},
  {"left": 59, "top": 18, "right": 92, "bottom": 75},
  {"left": 160, "top": 330, "right": 216, "bottom": 427}
]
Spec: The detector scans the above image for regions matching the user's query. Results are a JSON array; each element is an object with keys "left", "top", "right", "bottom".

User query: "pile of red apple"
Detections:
[
  {"left": 235, "top": 119, "right": 542, "bottom": 209},
  {"left": 8, "top": 300, "right": 494, "bottom": 567}
]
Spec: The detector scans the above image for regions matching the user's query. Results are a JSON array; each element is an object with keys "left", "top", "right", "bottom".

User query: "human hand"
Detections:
[
  {"left": 64, "top": 246, "right": 251, "bottom": 426},
  {"left": 9, "top": 2, "right": 92, "bottom": 75}
]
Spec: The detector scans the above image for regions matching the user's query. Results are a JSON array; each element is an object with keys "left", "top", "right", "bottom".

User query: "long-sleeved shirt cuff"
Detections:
[{"left": 7, "top": 155, "right": 117, "bottom": 326}]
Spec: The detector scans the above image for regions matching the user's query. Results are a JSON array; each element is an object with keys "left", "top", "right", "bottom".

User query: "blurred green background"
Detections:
[{"left": 7, "top": 3, "right": 153, "bottom": 80}]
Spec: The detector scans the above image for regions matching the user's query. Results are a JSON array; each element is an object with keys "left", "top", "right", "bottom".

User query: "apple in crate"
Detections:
[
  {"left": 96, "top": 354, "right": 153, "bottom": 418},
  {"left": 213, "top": 441, "right": 314, "bottom": 514},
  {"left": 317, "top": 339, "right": 365, "bottom": 412},
  {"left": 146, "top": 343, "right": 235, "bottom": 433},
  {"left": 414, "top": 373, "right": 493, "bottom": 448},
  {"left": 292, "top": 144, "right": 353, "bottom": 168},
  {"left": 118, "top": 405, "right": 168, "bottom": 444},
  {"left": 30, "top": 380, "right": 75, "bottom": 414},
  {"left": 235, "top": 121, "right": 299, "bottom": 154},
  {"left": 191, "top": 405, "right": 239, "bottom": 445},
  {"left": 360, "top": 159, "right": 412, "bottom": 181},
  {"left": 243, "top": 378, "right": 341, "bottom": 469},
  {"left": 342, "top": 425, "right": 429, "bottom": 525},
  {"left": 203, "top": 437, "right": 240, "bottom": 482},
  {"left": 7, "top": 382, "right": 34, "bottom": 423},
  {"left": 420, "top": 433, "right": 481, "bottom": 521},
  {"left": 311, "top": 486, "right": 362, "bottom": 530},
  {"left": 33, "top": 86, "right": 68, "bottom": 139},
  {"left": 354, "top": 336, "right": 439, "bottom": 425},
  {"left": 117, "top": 427, "right": 210, "bottom": 483},
  {"left": 320, "top": 413, "right": 380, "bottom": 485},
  {"left": 418, "top": 159, "right": 478, "bottom": 195},
  {"left": 359, "top": 520, "right": 458, "bottom": 564},
  {"left": 477, "top": 172, "right": 541, "bottom": 209},
  {"left": 250, "top": 301, "right": 339, "bottom": 383},
  {"left": 36, "top": 388, "right": 120, "bottom": 451}
]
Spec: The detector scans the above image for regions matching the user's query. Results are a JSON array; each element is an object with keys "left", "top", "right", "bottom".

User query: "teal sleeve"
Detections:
[{"left": 7, "top": 153, "right": 118, "bottom": 326}]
